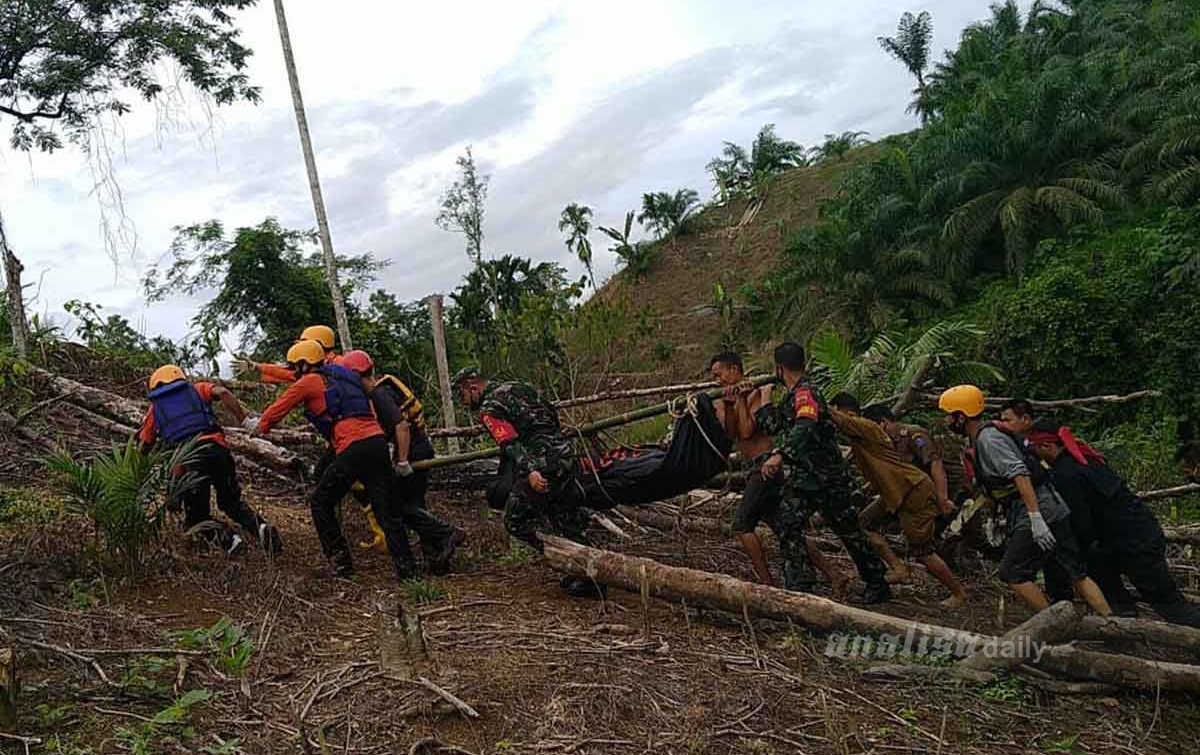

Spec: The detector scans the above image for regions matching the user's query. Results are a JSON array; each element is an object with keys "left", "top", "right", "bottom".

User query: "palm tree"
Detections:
[
  {"left": 810, "top": 131, "right": 869, "bottom": 163},
  {"left": 923, "top": 67, "right": 1124, "bottom": 276},
  {"left": 878, "top": 11, "right": 935, "bottom": 121},
  {"left": 637, "top": 189, "right": 701, "bottom": 239},
  {"left": 706, "top": 124, "right": 807, "bottom": 200},
  {"left": 558, "top": 203, "right": 595, "bottom": 288},
  {"left": 599, "top": 211, "right": 655, "bottom": 277}
]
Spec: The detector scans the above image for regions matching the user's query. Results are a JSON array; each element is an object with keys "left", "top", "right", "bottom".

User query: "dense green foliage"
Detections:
[
  {"left": 0, "top": 0, "right": 260, "bottom": 152},
  {"left": 706, "top": 124, "right": 809, "bottom": 201}
]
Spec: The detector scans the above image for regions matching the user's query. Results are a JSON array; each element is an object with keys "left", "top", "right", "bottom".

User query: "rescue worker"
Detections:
[
  {"left": 938, "top": 385, "right": 1111, "bottom": 615},
  {"left": 757, "top": 343, "right": 891, "bottom": 603},
  {"left": 253, "top": 340, "right": 416, "bottom": 580},
  {"left": 828, "top": 394, "right": 967, "bottom": 606},
  {"left": 861, "top": 404, "right": 967, "bottom": 516},
  {"left": 708, "top": 352, "right": 850, "bottom": 596},
  {"left": 139, "top": 365, "right": 282, "bottom": 555},
  {"left": 340, "top": 350, "right": 465, "bottom": 574},
  {"left": 998, "top": 399, "right": 1036, "bottom": 437},
  {"left": 1029, "top": 418, "right": 1200, "bottom": 626},
  {"left": 232, "top": 325, "right": 340, "bottom": 384},
  {"left": 452, "top": 367, "right": 600, "bottom": 598}
]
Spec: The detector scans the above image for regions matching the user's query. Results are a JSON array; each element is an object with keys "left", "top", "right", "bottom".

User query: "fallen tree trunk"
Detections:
[
  {"left": 961, "top": 601, "right": 1079, "bottom": 672},
  {"left": 0, "top": 409, "right": 53, "bottom": 450},
  {"left": 615, "top": 506, "right": 733, "bottom": 536},
  {"left": 543, "top": 537, "right": 1200, "bottom": 691},
  {"left": 1162, "top": 523, "right": 1200, "bottom": 546},
  {"left": 917, "top": 389, "right": 1162, "bottom": 412},
  {"left": 1077, "top": 615, "right": 1200, "bottom": 655},
  {"left": 29, "top": 367, "right": 303, "bottom": 472}
]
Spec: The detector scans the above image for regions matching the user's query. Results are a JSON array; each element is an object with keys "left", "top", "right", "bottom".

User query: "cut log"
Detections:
[
  {"left": 616, "top": 506, "right": 733, "bottom": 536},
  {"left": 0, "top": 410, "right": 53, "bottom": 450},
  {"left": 1143, "top": 485, "right": 1200, "bottom": 503},
  {"left": 916, "top": 390, "right": 1162, "bottom": 412},
  {"left": 378, "top": 599, "right": 433, "bottom": 682},
  {"left": 961, "top": 601, "right": 1079, "bottom": 672},
  {"left": 1077, "top": 615, "right": 1200, "bottom": 655},
  {"left": 541, "top": 535, "right": 989, "bottom": 649},
  {"left": 0, "top": 646, "right": 15, "bottom": 729},
  {"left": 543, "top": 537, "right": 1200, "bottom": 692}
]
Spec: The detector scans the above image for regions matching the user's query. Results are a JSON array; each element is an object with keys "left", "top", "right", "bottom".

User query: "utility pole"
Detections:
[
  {"left": 426, "top": 294, "right": 459, "bottom": 454},
  {"left": 272, "top": 0, "right": 353, "bottom": 349},
  {"left": 0, "top": 210, "right": 30, "bottom": 359}
]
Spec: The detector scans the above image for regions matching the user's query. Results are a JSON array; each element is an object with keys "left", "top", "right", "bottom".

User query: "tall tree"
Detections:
[
  {"left": 436, "top": 146, "right": 494, "bottom": 311},
  {"left": 558, "top": 203, "right": 596, "bottom": 288},
  {"left": 810, "top": 131, "right": 870, "bottom": 162},
  {"left": 272, "top": 0, "right": 353, "bottom": 349},
  {"left": 0, "top": 0, "right": 262, "bottom": 358},
  {"left": 878, "top": 11, "right": 935, "bottom": 121},
  {"left": 706, "top": 124, "right": 808, "bottom": 200}
]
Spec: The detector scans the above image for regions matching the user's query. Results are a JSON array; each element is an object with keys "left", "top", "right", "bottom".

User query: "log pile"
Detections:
[{"left": 542, "top": 536, "right": 1200, "bottom": 693}]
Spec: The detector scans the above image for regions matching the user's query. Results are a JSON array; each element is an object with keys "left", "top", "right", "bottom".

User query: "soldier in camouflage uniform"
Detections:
[
  {"left": 452, "top": 368, "right": 590, "bottom": 550},
  {"left": 758, "top": 343, "right": 891, "bottom": 603}
]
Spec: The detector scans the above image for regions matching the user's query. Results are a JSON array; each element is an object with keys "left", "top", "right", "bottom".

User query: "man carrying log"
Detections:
[
  {"left": 139, "top": 365, "right": 283, "bottom": 556},
  {"left": 1030, "top": 418, "right": 1200, "bottom": 626},
  {"left": 453, "top": 367, "right": 601, "bottom": 598},
  {"left": 939, "top": 385, "right": 1111, "bottom": 616},
  {"left": 341, "top": 350, "right": 465, "bottom": 575},
  {"left": 757, "top": 343, "right": 891, "bottom": 603},
  {"left": 253, "top": 340, "right": 418, "bottom": 581},
  {"left": 708, "top": 352, "right": 850, "bottom": 595},
  {"left": 827, "top": 394, "right": 968, "bottom": 606}
]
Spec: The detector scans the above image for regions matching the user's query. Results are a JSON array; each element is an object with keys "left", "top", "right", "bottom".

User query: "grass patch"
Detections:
[
  {"left": 495, "top": 541, "right": 536, "bottom": 567},
  {"left": 0, "top": 487, "right": 66, "bottom": 524},
  {"left": 402, "top": 578, "right": 448, "bottom": 604},
  {"left": 976, "top": 673, "right": 1028, "bottom": 703},
  {"left": 173, "top": 617, "right": 253, "bottom": 676}
]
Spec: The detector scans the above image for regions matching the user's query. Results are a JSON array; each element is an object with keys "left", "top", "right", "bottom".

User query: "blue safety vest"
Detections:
[
  {"left": 303, "top": 364, "right": 374, "bottom": 439},
  {"left": 148, "top": 380, "right": 220, "bottom": 444}
]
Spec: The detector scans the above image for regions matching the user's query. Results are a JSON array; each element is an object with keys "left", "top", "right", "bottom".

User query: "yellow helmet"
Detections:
[
  {"left": 299, "top": 325, "right": 336, "bottom": 350},
  {"left": 148, "top": 364, "right": 186, "bottom": 391},
  {"left": 938, "top": 385, "right": 986, "bottom": 417},
  {"left": 287, "top": 339, "right": 326, "bottom": 367}
]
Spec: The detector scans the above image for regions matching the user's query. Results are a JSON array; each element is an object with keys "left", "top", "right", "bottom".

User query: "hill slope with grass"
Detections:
[{"left": 594, "top": 150, "right": 878, "bottom": 381}]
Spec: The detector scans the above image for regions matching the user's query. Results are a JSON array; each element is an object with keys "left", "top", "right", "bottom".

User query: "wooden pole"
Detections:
[
  {"left": 412, "top": 375, "right": 775, "bottom": 471},
  {"left": 426, "top": 294, "right": 459, "bottom": 454},
  {"left": 272, "top": 0, "right": 353, "bottom": 350},
  {"left": 0, "top": 211, "right": 30, "bottom": 359}
]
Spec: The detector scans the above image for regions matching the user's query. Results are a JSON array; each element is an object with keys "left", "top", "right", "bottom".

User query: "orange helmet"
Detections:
[
  {"left": 286, "top": 339, "right": 326, "bottom": 367},
  {"left": 938, "top": 385, "right": 986, "bottom": 418},
  {"left": 340, "top": 350, "right": 374, "bottom": 374},
  {"left": 148, "top": 365, "right": 186, "bottom": 391},
  {"left": 299, "top": 325, "right": 336, "bottom": 350}
]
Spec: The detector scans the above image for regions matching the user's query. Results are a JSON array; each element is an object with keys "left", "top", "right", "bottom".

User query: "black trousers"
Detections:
[
  {"left": 316, "top": 447, "right": 454, "bottom": 553},
  {"left": 311, "top": 437, "right": 416, "bottom": 579},
  {"left": 178, "top": 441, "right": 265, "bottom": 536}
]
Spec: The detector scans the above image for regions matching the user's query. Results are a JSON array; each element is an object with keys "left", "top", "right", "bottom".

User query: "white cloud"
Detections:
[{"left": 0, "top": 0, "right": 1013, "bottom": 351}]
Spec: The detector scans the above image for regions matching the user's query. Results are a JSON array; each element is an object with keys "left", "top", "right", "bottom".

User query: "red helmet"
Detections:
[{"left": 340, "top": 349, "right": 374, "bottom": 374}]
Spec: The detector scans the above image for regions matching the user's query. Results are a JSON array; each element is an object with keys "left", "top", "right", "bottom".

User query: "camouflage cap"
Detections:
[{"left": 451, "top": 366, "right": 482, "bottom": 385}]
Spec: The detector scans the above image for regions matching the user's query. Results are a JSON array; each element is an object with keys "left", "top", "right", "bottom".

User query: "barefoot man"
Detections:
[{"left": 709, "top": 352, "right": 850, "bottom": 596}]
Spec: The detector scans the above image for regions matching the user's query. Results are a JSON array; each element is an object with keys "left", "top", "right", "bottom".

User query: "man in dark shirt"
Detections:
[
  {"left": 342, "top": 351, "right": 464, "bottom": 575},
  {"left": 1030, "top": 419, "right": 1200, "bottom": 626}
]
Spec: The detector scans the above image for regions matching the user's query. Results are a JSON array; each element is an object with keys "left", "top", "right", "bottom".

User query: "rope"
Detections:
[{"left": 669, "top": 392, "right": 734, "bottom": 499}]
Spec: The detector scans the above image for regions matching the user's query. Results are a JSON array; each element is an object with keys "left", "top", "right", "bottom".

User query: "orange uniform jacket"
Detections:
[
  {"left": 256, "top": 372, "right": 381, "bottom": 455},
  {"left": 138, "top": 381, "right": 228, "bottom": 448},
  {"left": 255, "top": 352, "right": 341, "bottom": 384}
]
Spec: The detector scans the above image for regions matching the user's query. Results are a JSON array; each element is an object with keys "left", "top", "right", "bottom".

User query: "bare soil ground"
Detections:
[{"left": 3, "top": 438, "right": 1199, "bottom": 755}]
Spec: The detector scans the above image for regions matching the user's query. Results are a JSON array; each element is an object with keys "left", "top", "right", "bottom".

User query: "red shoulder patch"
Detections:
[
  {"left": 792, "top": 387, "right": 819, "bottom": 420},
  {"left": 481, "top": 413, "right": 519, "bottom": 444}
]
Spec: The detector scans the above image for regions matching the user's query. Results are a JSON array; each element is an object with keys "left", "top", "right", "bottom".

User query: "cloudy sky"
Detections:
[{"left": 0, "top": 0, "right": 1007, "bottom": 351}]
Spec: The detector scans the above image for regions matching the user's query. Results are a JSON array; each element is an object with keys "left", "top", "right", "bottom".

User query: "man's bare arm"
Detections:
[{"left": 212, "top": 386, "right": 248, "bottom": 424}]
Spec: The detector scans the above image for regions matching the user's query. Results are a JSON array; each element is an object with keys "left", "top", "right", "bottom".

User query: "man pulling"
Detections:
[
  {"left": 140, "top": 365, "right": 282, "bottom": 556},
  {"left": 828, "top": 394, "right": 968, "bottom": 606},
  {"left": 453, "top": 367, "right": 600, "bottom": 598},
  {"left": 756, "top": 343, "right": 891, "bottom": 603},
  {"left": 939, "top": 385, "right": 1110, "bottom": 615},
  {"left": 708, "top": 352, "right": 850, "bottom": 595}
]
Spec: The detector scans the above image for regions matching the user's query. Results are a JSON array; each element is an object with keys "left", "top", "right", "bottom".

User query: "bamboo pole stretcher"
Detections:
[
  {"left": 916, "top": 389, "right": 1162, "bottom": 411},
  {"left": 412, "top": 375, "right": 778, "bottom": 472}
]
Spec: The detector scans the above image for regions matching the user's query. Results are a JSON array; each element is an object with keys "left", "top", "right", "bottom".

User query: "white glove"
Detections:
[
  {"left": 394, "top": 460, "right": 414, "bottom": 477},
  {"left": 230, "top": 356, "right": 257, "bottom": 377},
  {"left": 242, "top": 415, "right": 261, "bottom": 434},
  {"left": 1028, "top": 511, "right": 1056, "bottom": 552}
]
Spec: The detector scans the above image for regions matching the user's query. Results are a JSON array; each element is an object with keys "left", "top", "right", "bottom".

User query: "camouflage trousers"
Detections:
[
  {"left": 771, "top": 480, "right": 888, "bottom": 591},
  {"left": 504, "top": 474, "right": 590, "bottom": 551}
]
